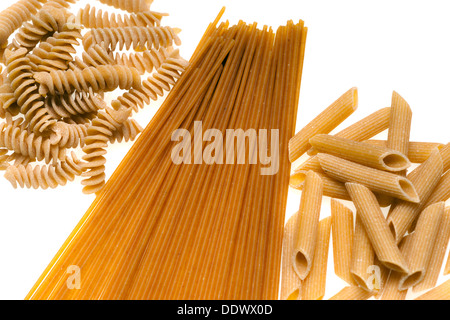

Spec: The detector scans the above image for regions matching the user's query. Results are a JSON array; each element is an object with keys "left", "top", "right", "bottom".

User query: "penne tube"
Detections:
[
  {"left": 386, "top": 91, "right": 412, "bottom": 158},
  {"left": 386, "top": 149, "right": 443, "bottom": 242},
  {"left": 331, "top": 199, "right": 355, "bottom": 286},
  {"left": 280, "top": 212, "right": 301, "bottom": 300},
  {"left": 288, "top": 87, "right": 358, "bottom": 163},
  {"left": 346, "top": 182, "right": 409, "bottom": 274},
  {"left": 363, "top": 140, "right": 444, "bottom": 164},
  {"left": 290, "top": 170, "right": 393, "bottom": 207},
  {"left": 301, "top": 217, "right": 331, "bottom": 300},
  {"left": 318, "top": 153, "right": 419, "bottom": 203},
  {"left": 440, "top": 142, "right": 450, "bottom": 173},
  {"left": 293, "top": 170, "right": 323, "bottom": 280},
  {"left": 307, "top": 107, "right": 392, "bottom": 156},
  {"left": 350, "top": 215, "right": 375, "bottom": 292},
  {"left": 415, "top": 279, "right": 450, "bottom": 300},
  {"left": 380, "top": 234, "right": 413, "bottom": 300},
  {"left": 329, "top": 286, "right": 374, "bottom": 300},
  {"left": 309, "top": 134, "right": 411, "bottom": 172},
  {"left": 414, "top": 206, "right": 450, "bottom": 292},
  {"left": 293, "top": 156, "right": 322, "bottom": 174},
  {"left": 373, "top": 256, "right": 391, "bottom": 299},
  {"left": 398, "top": 202, "right": 444, "bottom": 291}
]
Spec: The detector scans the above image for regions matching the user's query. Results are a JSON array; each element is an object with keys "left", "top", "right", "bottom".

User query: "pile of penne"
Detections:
[{"left": 283, "top": 87, "right": 450, "bottom": 300}]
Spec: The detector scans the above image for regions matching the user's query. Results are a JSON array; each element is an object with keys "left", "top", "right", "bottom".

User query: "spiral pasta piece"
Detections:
[
  {"left": 0, "top": 0, "right": 45, "bottom": 46},
  {"left": 77, "top": 4, "right": 164, "bottom": 29},
  {"left": 81, "top": 44, "right": 115, "bottom": 69},
  {"left": 81, "top": 106, "right": 131, "bottom": 194},
  {"left": 34, "top": 64, "right": 142, "bottom": 95},
  {"left": 110, "top": 118, "right": 143, "bottom": 143},
  {"left": 113, "top": 47, "right": 172, "bottom": 75},
  {"left": 45, "top": 88, "right": 106, "bottom": 119},
  {"left": 4, "top": 151, "right": 83, "bottom": 189},
  {"left": 0, "top": 82, "right": 21, "bottom": 118},
  {"left": 82, "top": 26, "right": 181, "bottom": 51},
  {"left": 50, "top": 121, "right": 89, "bottom": 148},
  {"left": 115, "top": 50, "right": 188, "bottom": 111},
  {"left": 5, "top": 48, "right": 56, "bottom": 133},
  {"left": 0, "top": 148, "right": 9, "bottom": 170},
  {"left": 96, "top": 0, "right": 152, "bottom": 13},
  {"left": 29, "top": 29, "right": 83, "bottom": 72},
  {"left": 0, "top": 119, "right": 65, "bottom": 165}
]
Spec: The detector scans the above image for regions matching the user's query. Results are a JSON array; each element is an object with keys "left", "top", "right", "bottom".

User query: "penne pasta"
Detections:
[
  {"left": 350, "top": 215, "right": 375, "bottom": 292},
  {"left": 386, "top": 91, "right": 412, "bottom": 159},
  {"left": 414, "top": 206, "right": 450, "bottom": 292},
  {"left": 363, "top": 140, "right": 445, "bottom": 164},
  {"left": 346, "top": 182, "right": 409, "bottom": 274},
  {"left": 280, "top": 212, "right": 301, "bottom": 300},
  {"left": 330, "top": 199, "right": 355, "bottom": 286},
  {"left": 387, "top": 149, "right": 443, "bottom": 242},
  {"left": 288, "top": 87, "right": 358, "bottom": 163},
  {"left": 415, "top": 279, "right": 450, "bottom": 300},
  {"left": 329, "top": 286, "right": 373, "bottom": 300},
  {"left": 398, "top": 202, "right": 444, "bottom": 291},
  {"left": 301, "top": 217, "right": 331, "bottom": 300},
  {"left": 440, "top": 142, "right": 450, "bottom": 173},
  {"left": 309, "top": 134, "right": 411, "bottom": 172},
  {"left": 318, "top": 153, "right": 419, "bottom": 203},
  {"left": 293, "top": 170, "right": 323, "bottom": 280}
]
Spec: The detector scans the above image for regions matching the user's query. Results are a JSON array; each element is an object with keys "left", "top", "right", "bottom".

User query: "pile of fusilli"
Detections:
[{"left": 0, "top": 0, "right": 189, "bottom": 194}]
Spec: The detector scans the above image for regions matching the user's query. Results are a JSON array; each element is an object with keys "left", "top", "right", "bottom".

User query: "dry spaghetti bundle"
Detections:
[{"left": 25, "top": 10, "right": 307, "bottom": 300}]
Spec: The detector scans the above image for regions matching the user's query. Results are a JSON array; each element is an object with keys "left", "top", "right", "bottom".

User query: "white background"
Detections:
[{"left": 0, "top": 0, "right": 449, "bottom": 300}]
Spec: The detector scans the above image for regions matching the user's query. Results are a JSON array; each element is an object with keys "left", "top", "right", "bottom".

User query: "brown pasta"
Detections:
[
  {"left": 329, "top": 286, "right": 373, "bottom": 300},
  {"left": 281, "top": 212, "right": 301, "bottom": 300},
  {"left": 50, "top": 122, "right": 89, "bottom": 149},
  {"left": 34, "top": 65, "right": 142, "bottom": 95},
  {"left": 440, "top": 142, "right": 450, "bottom": 173},
  {"left": 113, "top": 47, "right": 172, "bottom": 75},
  {"left": 96, "top": 0, "right": 152, "bottom": 13},
  {"left": 415, "top": 279, "right": 450, "bottom": 300},
  {"left": 77, "top": 4, "right": 164, "bottom": 28},
  {"left": 109, "top": 118, "right": 143, "bottom": 144},
  {"left": 386, "top": 91, "right": 412, "bottom": 159},
  {"left": 82, "top": 26, "right": 181, "bottom": 51}
]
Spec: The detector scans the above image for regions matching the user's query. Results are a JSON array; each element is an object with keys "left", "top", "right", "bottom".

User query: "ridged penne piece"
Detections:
[
  {"left": 302, "top": 217, "right": 331, "bottom": 300},
  {"left": 346, "top": 182, "right": 409, "bottom": 273},
  {"left": 288, "top": 87, "right": 358, "bottom": 162},
  {"left": 318, "top": 153, "right": 419, "bottom": 203},
  {"left": 414, "top": 206, "right": 450, "bottom": 292},
  {"left": 387, "top": 91, "right": 412, "bottom": 159},
  {"left": 350, "top": 215, "right": 375, "bottom": 291},
  {"left": 293, "top": 171, "right": 323, "bottom": 280},
  {"left": 415, "top": 279, "right": 450, "bottom": 300},
  {"left": 281, "top": 212, "right": 301, "bottom": 300},
  {"left": 331, "top": 199, "right": 355, "bottom": 285},
  {"left": 380, "top": 234, "right": 413, "bottom": 300},
  {"left": 440, "top": 143, "right": 450, "bottom": 173},
  {"left": 387, "top": 149, "right": 443, "bottom": 242},
  {"left": 364, "top": 140, "right": 444, "bottom": 164},
  {"left": 309, "top": 134, "right": 411, "bottom": 172},
  {"left": 329, "top": 286, "right": 373, "bottom": 300},
  {"left": 293, "top": 156, "right": 323, "bottom": 173},
  {"left": 290, "top": 170, "right": 393, "bottom": 207},
  {"left": 398, "top": 202, "right": 444, "bottom": 290}
]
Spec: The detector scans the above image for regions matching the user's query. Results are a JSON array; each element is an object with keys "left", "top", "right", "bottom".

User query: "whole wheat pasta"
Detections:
[
  {"left": 350, "top": 215, "right": 376, "bottom": 292},
  {"left": 113, "top": 47, "right": 172, "bottom": 75},
  {"left": 398, "top": 202, "right": 444, "bottom": 291},
  {"left": 380, "top": 234, "right": 413, "bottom": 300},
  {"left": 440, "top": 142, "right": 450, "bottom": 173},
  {"left": 109, "top": 118, "right": 143, "bottom": 144},
  {"left": 44, "top": 89, "right": 106, "bottom": 118},
  {"left": 329, "top": 286, "right": 373, "bottom": 300},
  {"left": 415, "top": 279, "right": 450, "bottom": 300},
  {"left": 309, "top": 134, "right": 411, "bottom": 172},
  {"left": 77, "top": 4, "right": 164, "bottom": 28},
  {"left": 318, "top": 153, "right": 419, "bottom": 203},
  {"left": 96, "top": 0, "right": 152, "bottom": 13},
  {"left": 34, "top": 65, "right": 142, "bottom": 95},
  {"left": 301, "top": 216, "right": 331, "bottom": 300},
  {"left": 363, "top": 140, "right": 445, "bottom": 164},
  {"left": 414, "top": 206, "right": 450, "bottom": 292},
  {"left": 82, "top": 26, "right": 181, "bottom": 51},
  {"left": 4, "top": 151, "right": 82, "bottom": 189},
  {"left": 307, "top": 106, "right": 392, "bottom": 156},
  {"left": 346, "top": 182, "right": 409, "bottom": 273},
  {"left": 80, "top": 45, "right": 116, "bottom": 69},
  {"left": 293, "top": 170, "right": 323, "bottom": 280},
  {"left": 281, "top": 212, "right": 301, "bottom": 300},
  {"left": 387, "top": 91, "right": 412, "bottom": 159},
  {"left": 0, "top": 0, "right": 46, "bottom": 46},
  {"left": 387, "top": 149, "right": 443, "bottom": 242},
  {"left": 50, "top": 122, "right": 88, "bottom": 149},
  {"left": 288, "top": 87, "right": 358, "bottom": 163},
  {"left": 330, "top": 199, "right": 355, "bottom": 285}
]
